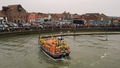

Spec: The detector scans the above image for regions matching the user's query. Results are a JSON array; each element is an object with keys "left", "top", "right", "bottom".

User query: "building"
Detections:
[
  {"left": 79, "top": 13, "right": 108, "bottom": 25},
  {"left": 52, "top": 13, "right": 64, "bottom": 21},
  {"left": 35, "top": 13, "right": 51, "bottom": 23},
  {"left": 62, "top": 11, "right": 72, "bottom": 20},
  {"left": 2, "top": 4, "right": 27, "bottom": 23},
  {"left": 0, "top": 10, "right": 7, "bottom": 24},
  {"left": 35, "top": 13, "right": 44, "bottom": 23},
  {"left": 27, "top": 12, "right": 36, "bottom": 23},
  {"left": 73, "top": 14, "right": 81, "bottom": 19}
]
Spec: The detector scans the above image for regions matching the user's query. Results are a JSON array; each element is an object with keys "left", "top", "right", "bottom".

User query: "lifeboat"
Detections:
[{"left": 39, "top": 36, "right": 70, "bottom": 59}]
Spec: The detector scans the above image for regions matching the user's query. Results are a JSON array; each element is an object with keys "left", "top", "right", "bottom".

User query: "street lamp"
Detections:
[
  {"left": 60, "top": 32, "right": 63, "bottom": 39},
  {"left": 68, "top": 30, "right": 70, "bottom": 35},
  {"left": 101, "top": 17, "right": 103, "bottom": 24},
  {"left": 74, "top": 24, "right": 76, "bottom": 35},
  {"left": 101, "top": 17, "right": 108, "bottom": 41},
  {"left": 105, "top": 23, "right": 108, "bottom": 41}
]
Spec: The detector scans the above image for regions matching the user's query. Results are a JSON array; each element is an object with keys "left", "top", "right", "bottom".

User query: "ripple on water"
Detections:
[{"left": 0, "top": 34, "right": 120, "bottom": 68}]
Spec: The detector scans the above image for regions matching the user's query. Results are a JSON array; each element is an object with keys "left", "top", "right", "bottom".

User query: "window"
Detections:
[{"left": 46, "top": 43, "right": 52, "bottom": 47}]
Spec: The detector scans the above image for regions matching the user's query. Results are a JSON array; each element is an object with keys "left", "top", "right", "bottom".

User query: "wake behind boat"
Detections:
[{"left": 39, "top": 36, "right": 70, "bottom": 60}]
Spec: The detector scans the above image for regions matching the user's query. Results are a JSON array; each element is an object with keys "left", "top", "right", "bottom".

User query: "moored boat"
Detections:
[{"left": 39, "top": 36, "right": 70, "bottom": 59}]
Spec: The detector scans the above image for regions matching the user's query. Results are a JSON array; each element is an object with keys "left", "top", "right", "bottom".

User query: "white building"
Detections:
[{"left": 0, "top": 10, "right": 7, "bottom": 24}]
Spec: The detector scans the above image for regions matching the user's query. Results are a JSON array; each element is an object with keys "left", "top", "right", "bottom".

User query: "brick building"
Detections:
[{"left": 2, "top": 4, "right": 27, "bottom": 23}]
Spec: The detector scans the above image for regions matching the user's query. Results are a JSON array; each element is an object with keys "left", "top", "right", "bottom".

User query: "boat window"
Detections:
[
  {"left": 46, "top": 43, "right": 52, "bottom": 47},
  {"left": 52, "top": 42, "right": 54, "bottom": 44}
]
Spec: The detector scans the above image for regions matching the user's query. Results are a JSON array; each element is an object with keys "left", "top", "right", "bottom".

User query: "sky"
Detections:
[{"left": 0, "top": 0, "right": 120, "bottom": 16}]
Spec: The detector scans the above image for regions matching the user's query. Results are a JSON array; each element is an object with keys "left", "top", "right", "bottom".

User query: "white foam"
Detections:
[{"left": 100, "top": 53, "right": 107, "bottom": 58}]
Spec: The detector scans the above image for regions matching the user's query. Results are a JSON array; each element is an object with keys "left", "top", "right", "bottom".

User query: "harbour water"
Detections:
[{"left": 0, "top": 34, "right": 120, "bottom": 68}]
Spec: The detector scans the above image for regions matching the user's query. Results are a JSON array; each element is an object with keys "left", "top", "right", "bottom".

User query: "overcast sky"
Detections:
[{"left": 0, "top": 0, "right": 120, "bottom": 16}]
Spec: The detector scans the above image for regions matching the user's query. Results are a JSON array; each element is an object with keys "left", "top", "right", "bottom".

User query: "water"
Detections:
[{"left": 0, "top": 34, "right": 120, "bottom": 68}]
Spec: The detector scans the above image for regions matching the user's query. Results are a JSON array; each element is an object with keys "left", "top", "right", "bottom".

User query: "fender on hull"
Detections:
[{"left": 40, "top": 46, "right": 70, "bottom": 59}]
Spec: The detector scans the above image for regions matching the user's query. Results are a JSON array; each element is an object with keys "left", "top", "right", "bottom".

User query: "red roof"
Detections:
[
  {"left": 35, "top": 13, "right": 49, "bottom": 18},
  {"left": 54, "top": 14, "right": 64, "bottom": 18},
  {"left": 73, "top": 14, "right": 81, "bottom": 19},
  {"left": 117, "top": 18, "right": 120, "bottom": 20}
]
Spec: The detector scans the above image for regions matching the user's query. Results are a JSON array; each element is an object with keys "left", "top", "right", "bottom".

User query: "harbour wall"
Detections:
[{"left": 0, "top": 28, "right": 120, "bottom": 37}]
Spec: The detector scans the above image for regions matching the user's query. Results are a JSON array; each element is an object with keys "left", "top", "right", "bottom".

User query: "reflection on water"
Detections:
[{"left": 0, "top": 34, "right": 120, "bottom": 68}]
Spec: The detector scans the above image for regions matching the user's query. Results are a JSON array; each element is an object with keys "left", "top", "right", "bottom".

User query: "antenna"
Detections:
[
  {"left": 39, "top": 24, "right": 41, "bottom": 38},
  {"left": 52, "top": 21, "right": 53, "bottom": 36}
]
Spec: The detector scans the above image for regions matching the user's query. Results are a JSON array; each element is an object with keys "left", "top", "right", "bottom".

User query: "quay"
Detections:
[
  {"left": 42, "top": 32, "right": 120, "bottom": 38},
  {"left": 0, "top": 28, "right": 120, "bottom": 37}
]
